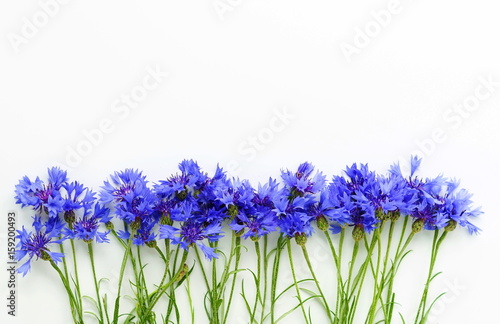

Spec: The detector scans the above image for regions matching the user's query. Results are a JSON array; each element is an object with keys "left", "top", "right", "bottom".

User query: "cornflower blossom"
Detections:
[
  {"left": 157, "top": 160, "right": 229, "bottom": 258},
  {"left": 14, "top": 167, "right": 68, "bottom": 217},
  {"left": 441, "top": 180, "right": 481, "bottom": 234},
  {"left": 159, "top": 220, "right": 223, "bottom": 259},
  {"left": 65, "top": 203, "right": 112, "bottom": 243},
  {"left": 275, "top": 162, "right": 325, "bottom": 241},
  {"left": 215, "top": 178, "right": 277, "bottom": 240},
  {"left": 100, "top": 169, "right": 158, "bottom": 245},
  {"left": 154, "top": 160, "right": 229, "bottom": 221},
  {"left": 327, "top": 164, "right": 379, "bottom": 237},
  {"left": 60, "top": 181, "right": 96, "bottom": 223},
  {"left": 16, "top": 216, "right": 66, "bottom": 276}
]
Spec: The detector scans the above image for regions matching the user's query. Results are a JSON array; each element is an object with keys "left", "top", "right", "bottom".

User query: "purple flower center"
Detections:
[
  {"left": 26, "top": 232, "right": 51, "bottom": 258},
  {"left": 35, "top": 185, "right": 52, "bottom": 203},
  {"left": 180, "top": 223, "right": 204, "bottom": 244}
]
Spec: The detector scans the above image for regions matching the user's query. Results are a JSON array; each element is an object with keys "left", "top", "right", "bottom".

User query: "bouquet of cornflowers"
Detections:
[{"left": 13, "top": 157, "right": 481, "bottom": 324}]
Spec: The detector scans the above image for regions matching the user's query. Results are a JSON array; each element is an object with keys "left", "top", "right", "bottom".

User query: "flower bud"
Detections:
[
  {"left": 250, "top": 235, "right": 260, "bottom": 242},
  {"left": 235, "top": 229, "right": 245, "bottom": 237},
  {"left": 389, "top": 211, "right": 401, "bottom": 222},
  {"left": 146, "top": 240, "right": 158, "bottom": 249},
  {"left": 445, "top": 219, "right": 457, "bottom": 232},
  {"left": 41, "top": 250, "right": 52, "bottom": 261},
  {"left": 175, "top": 263, "right": 189, "bottom": 282},
  {"left": 289, "top": 188, "right": 304, "bottom": 200},
  {"left": 105, "top": 221, "right": 114, "bottom": 230},
  {"left": 64, "top": 210, "right": 76, "bottom": 225},
  {"left": 412, "top": 219, "right": 424, "bottom": 234},
  {"left": 130, "top": 220, "right": 141, "bottom": 232},
  {"left": 317, "top": 215, "right": 329, "bottom": 231},
  {"left": 376, "top": 209, "right": 388, "bottom": 221},
  {"left": 160, "top": 213, "right": 172, "bottom": 226},
  {"left": 176, "top": 189, "right": 188, "bottom": 201},
  {"left": 352, "top": 224, "right": 364, "bottom": 242},
  {"left": 227, "top": 204, "right": 239, "bottom": 218},
  {"left": 294, "top": 233, "right": 307, "bottom": 246}
]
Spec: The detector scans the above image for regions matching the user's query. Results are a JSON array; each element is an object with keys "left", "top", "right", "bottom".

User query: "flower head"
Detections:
[
  {"left": 61, "top": 181, "right": 96, "bottom": 215},
  {"left": 15, "top": 167, "right": 68, "bottom": 216},
  {"left": 281, "top": 162, "right": 326, "bottom": 198},
  {"left": 159, "top": 220, "right": 224, "bottom": 259},
  {"left": 100, "top": 169, "right": 156, "bottom": 224},
  {"left": 16, "top": 216, "right": 65, "bottom": 276}
]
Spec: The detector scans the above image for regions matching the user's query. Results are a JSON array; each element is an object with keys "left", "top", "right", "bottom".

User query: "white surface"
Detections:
[{"left": 1, "top": 1, "right": 499, "bottom": 323}]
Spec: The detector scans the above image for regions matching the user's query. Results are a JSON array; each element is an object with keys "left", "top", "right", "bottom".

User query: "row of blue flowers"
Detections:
[{"left": 13, "top": 157, "right": 481, "bottom": 323}]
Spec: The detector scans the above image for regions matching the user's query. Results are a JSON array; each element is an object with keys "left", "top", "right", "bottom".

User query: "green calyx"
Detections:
[{"left": 352, "top": 224, "right": 364, "bottom": 242}]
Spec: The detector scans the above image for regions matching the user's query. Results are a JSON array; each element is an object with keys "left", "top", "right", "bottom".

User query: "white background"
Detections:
[{"left": 1, "top": 1, "right": 499, "bottom": 323}]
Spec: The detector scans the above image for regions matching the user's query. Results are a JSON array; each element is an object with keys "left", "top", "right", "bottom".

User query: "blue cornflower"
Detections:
[
  {"left": 64, "top": 203, "right": 111, "bottom": 243},
  {"left": 15, "top": 167, "right": 68, "bottom": 216},
  {"left": 154, "top": 160, "right": 209, "bottom": 199},
  {"left": 215, "top": 178, "right": 255, "bottom": 217},
  {"left": 389, "top": 157, "right": 452, "bottom": 230},
  {"left": 230, "top": 209, "right": 277, "bottom": 239},
  {"left": 118, "top": 219, "right": 157, "bottom": 246},
  {"left": 274, "top": 163, "right": 326, "bottom": 240},
  {"left": 225, "top": 179, "right": 279, "bottom": 239},
  {"left": 327, "top": 164, "right": 380, "bottom": 236},
  {"left": 252, "top": 178, "right": 280, "bottom": 209},
  {"left": 281, "top": 162, "right": 326, "bottom": 197},
  {"left": 100, "top": 169, "right": 148, "bottom": 204},
  {"left": 343, "top": 163, "right": 377, "bottom": 192},
  {"left": 159, "top": 221, "right": 224, "bottom": 259},
  {"left": 306, "top": 189, "right": 337, "bottom": 231},
  {"left": 15, "top": 216, "right": 66, "bottom": 276},
  {"left": 342, "top": 163, "right": 413, "bottom": 219},
  {"left": 273, "top": 189, "right": 317, "bottom": 238},
  {"left": 441, "top": 180, "right": 482, "bottom": 234},
  {"left": 278, "top": 210, "right": 315, "bottom": 238},
  {"left": 68, "top": 216, "right": 110, "bottom": 243},
  {"left": 196, "top": 164, "right": 230, "bottom": 210},
  {"left": 100, "top": 169, "right": 156, "bottom": 224},
  {"left": 154, "top": 161, "right": 229, "bottom": 228},
  {"left": 61, "top": 181, "right": 96, "bottom": 215}
]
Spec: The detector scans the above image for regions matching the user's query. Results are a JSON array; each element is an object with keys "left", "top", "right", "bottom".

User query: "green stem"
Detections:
[
  {"left": 415, "top": 230, "right": 448, "bottom": 324},
  {"left": 259, "top": 235, "right": 269, "bottom": 324},
  {"left": 340, "top": 240, "right": 358, "bottom": 322},
  {"left": 69, "top": 239, "right": 83, "bottom": 321},
  {"left": 222, "top": 235, "right": 242, "bottom": 324},
  {"left": 385, "top": 217, "right": 414, "bottom": 322},
  {"left": 250, "top": 240, "right": 261, "bottom": 324},
  {"left": 194, "top": 245, "right": 211, "bottom": 290},
  {"left": 143, "top": 249, "right": 189, "bottom": 321},
  {"left": 113, "top": 238, "right": 131, "bottom": 324},
  {"left": 270, "top": 234, "right": 284, "bottom": 323},
  {"left": 185, "top": 270, "right": 195, "bottom": 324},
  {"left": 302, "top": 244, "right": 334, "bottom": 322},
  {"left": 335, "top": 228, "right": 345, "bottom": 324},
  {"left": 349, "top": 228, "right": 380, "bottom": 323},
  {"left": 155, "top": 245, "right": 166, "bottom": 262},
  {"left": 166, "top": 245, "right": 181, "bottom": 319},
  {"left": 375, "top": 219, "right": 396, "bottom": 323},
  {"left": 88, "top": 243, "right": 105, "bottom": 324},
  {"left": 324, "top": 231, "right": 343, "bottom": 324},
  {"left": 59, "top": 236, "right": 69, "bottom": 279},
  {"left": 211, "top": 241, "right": 219, "bottom": 324},
  {"left": 135, "top": 245, "right": 151, "bottom": 322},
  {"left": 194, "top": 245, "right": 212, "bottom": 322},
  {"left": 50, "top": 260, "right": 82, "bottom": 324},
  {"left": 366, "top": 219, "right": 393, "bottom": 324},
  {"left": 287, "top": 239, "right": 310, "bottom": 324}
]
